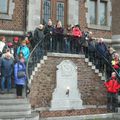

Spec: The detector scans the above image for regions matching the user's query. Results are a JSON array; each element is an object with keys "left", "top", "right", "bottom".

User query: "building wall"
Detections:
[
  {"left": 0, "top": 0, "right": 26, "bottom": 32},
  {"left": 0, "top": 0, "right": 112, "bottom": 39},
  {"left": 112, "top": 0, "right": 120, "bottom": 35},
  {"left": 79, "top": 0, "right": 112, "bottom": 39},
  {"left": 27, "top": 0, "right": 41, "bottom": 31},
  {"left": 27, "top": 0, "right": 112, "bottom": 39}
]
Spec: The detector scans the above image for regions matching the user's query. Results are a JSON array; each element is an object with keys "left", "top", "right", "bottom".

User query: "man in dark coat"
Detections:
[
  {"left": 1, "top": 50, "right": 14, "bottom": 93},
  {"left": 95, "top": 38, "right": 108, "bottom": 72},
  {"left": 33, "top": 24, "right": 45, "bottom": 48},
  {"left": 44, "top": 19, "right": 54, "bottom": 51}
]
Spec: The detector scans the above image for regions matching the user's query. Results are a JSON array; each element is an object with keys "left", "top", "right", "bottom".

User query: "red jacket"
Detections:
[
  {"left": 72, "top": 27, "right": 82, "bottom": 37},
  {"left": 104, "top": 78, "right": 120, "bottom": 93}
]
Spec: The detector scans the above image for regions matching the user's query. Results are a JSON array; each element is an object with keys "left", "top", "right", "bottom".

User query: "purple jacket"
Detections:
[{"left": 14, "top": 62, "right": 26, "bottom": 85}]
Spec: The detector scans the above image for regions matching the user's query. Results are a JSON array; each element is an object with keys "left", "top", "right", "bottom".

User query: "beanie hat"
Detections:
[
  {"left": 7, "top": 42, "right": 13, "bottom": 47},
  {"left": 13, "top": 37, "right": 19, "bottom": 42}
]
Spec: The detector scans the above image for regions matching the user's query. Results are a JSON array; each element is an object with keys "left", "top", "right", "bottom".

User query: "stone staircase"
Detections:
[
  {"left": 29, "top": 53, "right": 106, "bottom": 84},
  {"left": 0, "top": 92, "right": 39, "bottom": 120},
  {"left": 84, "top": 58, "right": 106, "bottom": 81},
  {"left": 29, "top": 53, "right": 107, "bottom": 109}
]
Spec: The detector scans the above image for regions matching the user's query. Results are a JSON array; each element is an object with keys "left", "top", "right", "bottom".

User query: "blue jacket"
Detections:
[
  {"left": 14, "top": 62, "right": 26, "bottom": 85},
  {"left": 17, "top": 45, "right": 30, "bottom": 61},
  {"left": 1, "top": 57, "right": 14, "bottom": 77}
]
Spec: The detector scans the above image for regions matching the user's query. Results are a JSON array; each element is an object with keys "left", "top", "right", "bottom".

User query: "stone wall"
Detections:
[
  {"left": 0, "top": 0, "right": 26, "bottom": 31},
  {"left": 29, "top": 55, "right": 107, "bottom": 108},
  {"left": 112, "top": 0, "right": 120, "bottom": 35}
]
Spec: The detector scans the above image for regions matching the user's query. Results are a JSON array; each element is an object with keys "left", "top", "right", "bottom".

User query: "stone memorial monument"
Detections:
[{"left": 50, "top": 60, "right": 83, "bottom": 110}]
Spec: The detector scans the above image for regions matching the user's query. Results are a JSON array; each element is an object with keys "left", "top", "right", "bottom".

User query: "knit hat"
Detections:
[
  {"left": 7, "top": 42, "right": 13, "bottom": 47},
  {"left": 13, "top": 37, "right": 19, "bottom": 42}
]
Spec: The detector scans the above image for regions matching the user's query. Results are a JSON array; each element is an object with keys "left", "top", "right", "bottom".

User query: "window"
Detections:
[
  {"left": 41, "top": 0, "right": 67, "bottom": 27},
  {"left": 0, "top": 0, "right": 9, "bottom": 14},
  {"left": 87, "top": 0, "right": 111, "bottom": 30},
  {"left": 99, "top": 1, "right": 107, "bottom": 26},
  {"left": 42, "top": 0, "right": 51, "bottom": 24},
  {"left": 57, "top": 2, "right": 64, "bottom": 25},
  {"left": 89, "top": 0, "right": 97, "bottom": 24},
  {"left": 0, "top": 0, "right": 15, "bottom": 20}
]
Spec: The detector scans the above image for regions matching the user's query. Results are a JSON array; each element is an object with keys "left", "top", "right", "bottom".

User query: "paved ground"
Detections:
[{"left": 39, "top": 113, "right": 114, "bottom": 120}]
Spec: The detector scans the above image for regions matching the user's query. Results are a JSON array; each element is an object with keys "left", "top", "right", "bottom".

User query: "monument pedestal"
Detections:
[
  {"left": 51, "top": 89, "right": 83, "bottom": 110},
  {"left": 50, "top": 60, "right": 83, "bottom": 111}
]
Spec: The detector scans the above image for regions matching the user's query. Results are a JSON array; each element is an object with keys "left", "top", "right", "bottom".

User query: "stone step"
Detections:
[
  {"left": 0, "top": 98, "right": 29, "bottom": 105},
  {"left": 91, "top": 65, "right": 96, "bottom": 70},
  {"left": 0, "top": 110, "right": 31, "bottom": 117},
  {"left": 0, "top": 93, "right": 16, "bottom": 99},
  {"left": 88, "top": 62, "right": 92, "bottom": 66},
  {"left": 98, "top": 73, "right": 102, "bottom": 77},
  {"left": 0, "top": 104, "right": 31, "bottom": 111},
  {"left": 101, "top": 76, "right": 106, "bottom": 81},
  {"left": 114, "top": 113, "right": 120, "bottom": 119},
  {"left": 0, "top": 112, "right": 39, "bottom": 120},
  {"left": 117, "top": 108, "right": 120, "bottom": 113},
  {"left": 85, "top": 58, "right": 89, "bottom": 62},
  {"left": 40, "top": 113, "right": 113, "bottom": 120},
  {"left": 0, "top": 107, "right": 31, "bottom": 113},
  {"left": 95, "top": 69, "right": 99, "bottom": 73}
]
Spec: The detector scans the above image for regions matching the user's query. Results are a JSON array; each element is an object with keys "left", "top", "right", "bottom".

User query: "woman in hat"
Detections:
[
  {"left": 14, "top": 52, "right": 26, "bottom": 98},
  {"left": 17, "top": 40, "right": 30, "bottom": 62}
]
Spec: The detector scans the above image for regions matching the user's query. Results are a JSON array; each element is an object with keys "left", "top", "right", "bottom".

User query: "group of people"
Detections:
[
  {"left": 0, "top": 36, "right": 30, "bottom": 99},
  {"left": 32, "top": 19, "right": 120, "bottom": 113},
  {"left": 32, "top": 19, "right": 115, "bottom": 76},
  {"left": 32, "top": 19, "right": 83, "bottom": 53},
  {"left": 0, "top": 19, "right": 120, "bottom": 111},
  {"left": 103, "top": 46, "right": 120, "bottom": 112}
]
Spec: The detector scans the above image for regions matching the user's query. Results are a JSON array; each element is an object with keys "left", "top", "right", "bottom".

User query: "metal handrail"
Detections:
[
  {"left": 26, "top": 36, "right": 45, "bottom": 95},
  {"left": 26, "top": 33, "right": 120, "bottom": 96},
  {"left": 26, "top": 38, "right": 45, "bottom": 80},
  {"left": 94, "top": 44, "right": 120, "bottom": 81}
]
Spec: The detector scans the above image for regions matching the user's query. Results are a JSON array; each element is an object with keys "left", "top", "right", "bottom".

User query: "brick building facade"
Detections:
[
  {"left": 29, "top": 54, "right": 107, "bottom": 108},
  {"left": 0, "top": 0, "right": 26, "bottom": 36},
  {"left": 0, "top": 0, "right": 113, "bottom": 40},
  {"left": 112, "top": 0, "right": 120, "bottom": 50}
]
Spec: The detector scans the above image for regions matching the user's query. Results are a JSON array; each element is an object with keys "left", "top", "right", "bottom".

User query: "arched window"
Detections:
[{"left": 41, "top": 0, "right": 67, "bottom": 26}]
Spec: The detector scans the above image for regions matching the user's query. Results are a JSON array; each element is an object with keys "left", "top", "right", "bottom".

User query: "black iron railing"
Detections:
[{"left": 26, "top": 33, "right": 120, "bottom": 95}]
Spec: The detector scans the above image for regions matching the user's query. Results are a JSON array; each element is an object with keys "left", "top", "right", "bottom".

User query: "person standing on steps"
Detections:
[
  {"left": 53, "top": 20, "right": 64, "bottom": 52},
  {"left": 34, "top": 24, "right": 45, "bottom": 48},
  {"left": 44, "top": 19, "right": 54, "bottom": 52},
  {"left": 104, "top": 72, "right": 120, "bottom": 112},
  {"left": 1, "top": 49, "right": 14, "bottom": 94},
  {"left": 17, "top": 40, "right": 30, "bottom": 62},
  {"left": 14, "top": 52, "right": 26, "bottom": 99},
  {"left": 95, "top": 38, "right": 108, "bottom": 72}
]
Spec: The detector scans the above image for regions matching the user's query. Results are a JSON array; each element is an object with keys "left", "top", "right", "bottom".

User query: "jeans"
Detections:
[
  {"left": 107, "top": 92, "right": 118, "bottom": 112},
  {"left": 1, "top": 76, "right": 11, "bottom": 91}
]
